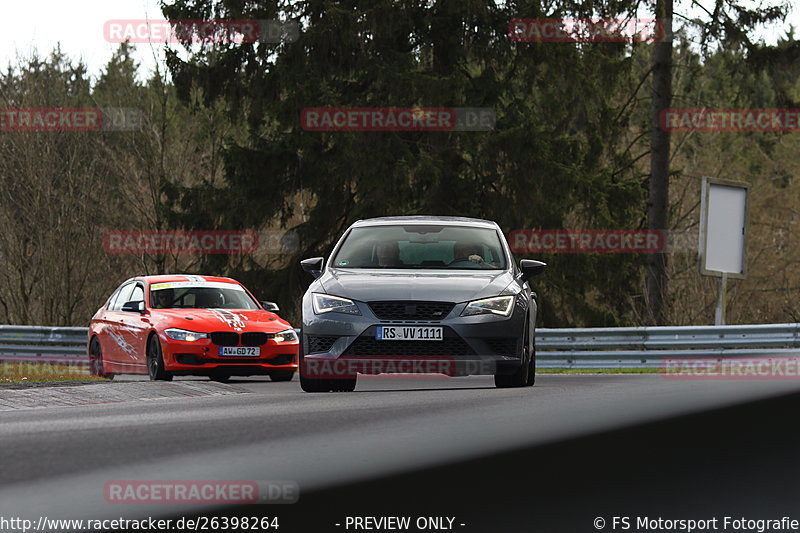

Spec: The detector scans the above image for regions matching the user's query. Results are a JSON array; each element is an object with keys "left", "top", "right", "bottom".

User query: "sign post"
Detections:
[{"left": 698, "top": 177, "right": 749, "bottom": 325}]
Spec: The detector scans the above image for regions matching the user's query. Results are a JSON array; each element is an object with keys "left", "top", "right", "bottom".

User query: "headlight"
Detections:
[
  {"left": 312, "top": 293, "right": 361, "bottom": 315},
  {"left": 165, "top": 328, "right": 208, "bottom": 342},
  {"left": 274, "top": 329, "right": 299, "bottom": 343},
  {"left": 461, "top": 295, "right": 515, "bottom": 317}
]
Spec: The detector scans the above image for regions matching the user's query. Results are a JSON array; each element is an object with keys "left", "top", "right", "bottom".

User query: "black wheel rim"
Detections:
[
  {"left": 148, "top": 337, "right": 159, "bottom": 377},
  {"left": 90, "top": 340, "right": 102, "bottom": 375}
]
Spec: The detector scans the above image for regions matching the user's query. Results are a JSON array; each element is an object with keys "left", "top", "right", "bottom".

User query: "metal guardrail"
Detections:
[
  {"left": 0, "top": 326, "right": 88, "bottom": 362},
  {"left": 2, "top": 323, "right": 800, "bottom": 368},
  {"left": 536, "top": 323, "right": 800, "bottom": 368}
]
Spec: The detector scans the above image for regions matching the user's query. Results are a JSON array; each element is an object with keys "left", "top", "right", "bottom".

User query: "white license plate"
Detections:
[
  {"left": 219, "top": 346, "right": 260, "bottom": 357},
  {"left": 376, "top": 326, "right": 443, "bottom": 341}
]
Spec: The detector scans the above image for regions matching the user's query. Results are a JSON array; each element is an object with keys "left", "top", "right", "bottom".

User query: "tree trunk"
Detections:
[{"left": 646, "top": 0, "right": 673, "bottom": 325}]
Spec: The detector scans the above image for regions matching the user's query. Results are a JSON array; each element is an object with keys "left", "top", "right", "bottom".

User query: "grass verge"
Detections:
[{"left": 0, "top": 361, "right": 108, "bottom": 385}]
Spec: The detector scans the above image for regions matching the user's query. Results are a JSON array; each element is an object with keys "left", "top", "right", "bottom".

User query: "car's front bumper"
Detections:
[
  {"left": 161, "top": 336, "right": 298, "bottom": 376},
  {"left": 301, "top": 297, "right": 527, "bottom": 377}
]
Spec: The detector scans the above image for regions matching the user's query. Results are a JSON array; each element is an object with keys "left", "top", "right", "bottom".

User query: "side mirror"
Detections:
[
  {"left": 301, "top": 257, "right": 325, "bottom": 278},
  {"left": 519, "top": 259, "right": 547, "bottom": 281},
  {"left": 260, "top": 301, "right": 280, "bottom": 312},
  {"left": 121, "top": 300, "right": 145, "bottom": 314}
]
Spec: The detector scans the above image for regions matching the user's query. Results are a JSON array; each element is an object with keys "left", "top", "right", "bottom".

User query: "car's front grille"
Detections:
[
  {"left": 342, "top": 337, "right": 475, "bottom": 357},
  {"left": 368, "top": 301, "right": 455, "bottom": 321},
  {"left": 485, "top": 338, "right": 519, "bottom": 356},
  {"left": 307, "top": 336, "right": 338, "bottom": 354},
  {"left": 210, "top": 332, "right": 239, "bottom": 346},
  {"left": 241, "top": 332, "right": 271, "bottom": 346}
]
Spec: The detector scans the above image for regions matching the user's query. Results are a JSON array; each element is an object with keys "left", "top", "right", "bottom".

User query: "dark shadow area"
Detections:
[{"left": 206, "top": 389, "right": 800, "bottom": 531}]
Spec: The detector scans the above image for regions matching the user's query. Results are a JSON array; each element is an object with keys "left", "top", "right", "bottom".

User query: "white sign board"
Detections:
[{"left": 699, "top": 178, "right": 749, "bottom": 279}]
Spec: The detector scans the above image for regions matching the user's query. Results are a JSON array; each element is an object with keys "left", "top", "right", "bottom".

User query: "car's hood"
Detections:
[
  {"left": 150, "top": 308, "right": 292, "bottom": 332},
  {"left": 319, "top": 268, "right": 516, "bottom": 303}
]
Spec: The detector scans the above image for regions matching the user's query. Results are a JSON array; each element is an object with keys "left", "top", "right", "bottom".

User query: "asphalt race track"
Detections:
[{"left": 2, "top": 374, "right": 800, "bottom": 532}]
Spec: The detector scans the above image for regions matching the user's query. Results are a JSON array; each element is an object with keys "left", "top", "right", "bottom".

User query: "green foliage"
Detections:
[
  {"left": 159, "top": 0, "right": 655, "bottom": 325},
  {"left": 2, "top": 1, "right": 795, "bottom": 327}
]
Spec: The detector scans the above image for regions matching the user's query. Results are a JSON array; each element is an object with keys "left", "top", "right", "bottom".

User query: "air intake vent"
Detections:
[
  {"left": 307, "top": 336, "right": 338, "bottom": 354},
  {"left": 343, "top": 337, "right": 475, "bottom": 357}
]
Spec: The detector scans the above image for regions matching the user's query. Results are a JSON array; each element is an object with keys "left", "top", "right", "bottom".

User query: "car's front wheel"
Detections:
[
  {"left": 269, "top": 370, "right": 295, "bottom": 382},
  {"left": 526, "top": 343, "right": 536, "bottom": 387},
  {"left": 330, "top": 376, "right": 357, "bottom": 392},
  {"left": 209, "top": 370, "right": 231, "bottom": 382},
  {"left": 494, "top": 363, "right": 528, "bottom": 388},
  {"left": 147, "top": 334, "right": 173, "bottom": 381},
  {"left": 299, "top": 373, "right": 330, "bottom": 392},
  {"left": 301, "top": 374, "right": 357, "bottom": 392},
  {"left": 495, "top": 321, "right": 533, "bottom": 389}
]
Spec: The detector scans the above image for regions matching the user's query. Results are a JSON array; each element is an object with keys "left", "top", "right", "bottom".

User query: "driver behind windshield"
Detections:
[
  {"left": 453, "top": 241, "right": 485, "bottom": 264},
  {"left": 375, "top": 241, "right": 403, "bottom": 267},
  {"left": 197, "top": 291, "right": 224, "bottom": 308},
  {"left": 152, "top": 289, "right": 174, "bottom": 309}
]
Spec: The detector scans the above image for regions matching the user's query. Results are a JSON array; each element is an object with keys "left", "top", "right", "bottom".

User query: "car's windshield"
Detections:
[
  {"left": 149, "top": 281, "right": 259, "bottom": 310},
  {"left": 331, "top": 225, "right": 507, "bottom": 269}
]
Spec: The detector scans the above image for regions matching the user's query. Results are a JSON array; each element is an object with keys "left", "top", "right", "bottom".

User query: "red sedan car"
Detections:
[{"left": 88, "top": 275, "right": 299, "bottom": 381}]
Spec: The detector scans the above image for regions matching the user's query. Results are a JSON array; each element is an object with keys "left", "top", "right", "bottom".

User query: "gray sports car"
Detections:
[{"left": 298, "top": 216, "right": 546, "bottom": 392}]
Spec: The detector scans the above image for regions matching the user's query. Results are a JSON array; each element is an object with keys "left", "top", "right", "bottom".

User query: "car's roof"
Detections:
[
  {"left": 351, "top": 216, "right": 499, "bottom": 229},
  {"left": 130, "top": 274, "right": 242, "bottom": 285}
]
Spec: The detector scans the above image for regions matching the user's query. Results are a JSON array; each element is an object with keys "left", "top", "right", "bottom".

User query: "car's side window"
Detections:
[
  {"left": 105, "top": 287, "right": 121, "bottom": 310},
  {"left": 109, "top": 283, "right": 134, "bottom": 311},
  {"left": 106, "top": 285, "right": 123, "bottom": 311}
]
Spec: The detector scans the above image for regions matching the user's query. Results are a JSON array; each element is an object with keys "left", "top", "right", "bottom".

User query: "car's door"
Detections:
[
  {"left": 93, "top": 284, "right": 124, "bottom": 365},
  {"left": 103, "top": 282, "right": 136, "bottom": 370},
  {"left": 117, "top": 282, "right": 150, "bottom": 370}
]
